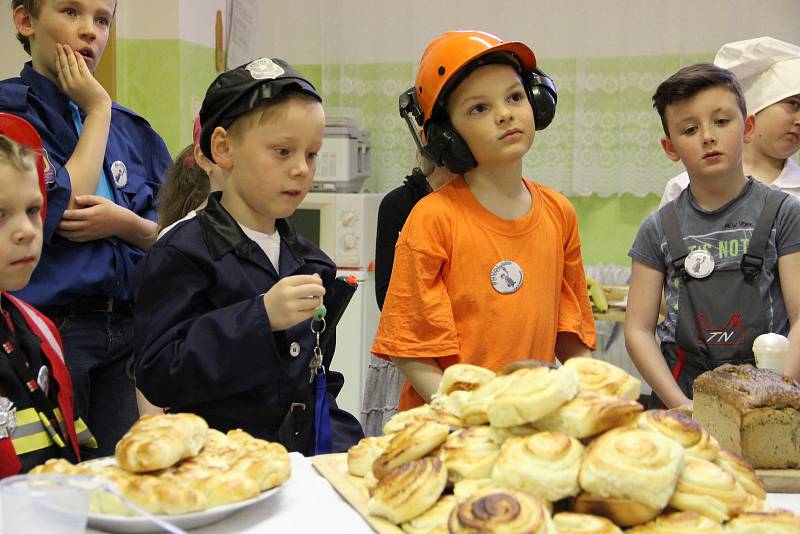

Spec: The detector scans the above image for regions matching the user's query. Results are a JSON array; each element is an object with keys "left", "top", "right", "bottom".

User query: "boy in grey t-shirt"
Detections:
[{"left": 625, "top": 64, "right": 800, "bottom": 409}]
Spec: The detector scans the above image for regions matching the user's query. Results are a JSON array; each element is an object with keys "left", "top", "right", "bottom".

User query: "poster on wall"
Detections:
[{"left": 226, "top": 0, "right": 259, "bottom": 70}]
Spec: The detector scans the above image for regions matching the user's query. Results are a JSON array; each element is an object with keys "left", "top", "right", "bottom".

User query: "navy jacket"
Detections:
[
  {"left": 0, "top": 63, "right": 170, "bottom": 306},
  {"left": 133, "top": 193, "right": 363, "bottom": 452}
]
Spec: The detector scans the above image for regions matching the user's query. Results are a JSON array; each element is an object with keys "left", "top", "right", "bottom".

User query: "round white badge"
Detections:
[
  {"left": 246, "top": 58, "right": 285, "bottom": 80},
  {"left": 684, "top": 249, "right": 715, "bottom": 279},
  {"left": 37, "top": 365, "right": 49, "bottom": 396},
  {"left": 110, "top": 160, "right": 128, "bottom": 188},
  {"left": 490, "top": 260, "right": 524, "bottom": 294}
]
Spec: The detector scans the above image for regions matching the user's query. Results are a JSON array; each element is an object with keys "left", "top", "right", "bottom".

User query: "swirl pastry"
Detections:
[
  {"left": 372, "top": 420, "right": 450, "bottom": 479},
  {"left": 668, "top": 457, "right": 750, "bottom": 522},
  {"left": 570, "top": 492, "right": 661, "bottom": 528},
  {"left": 534, "top": 391, "right": 642, "bottom": 439},
  {"left": 115, "top": 413, "right": 209, "bottom": 472},
  {"left": 441, "top": 426, "right": 500, "bottom": 483},
  {"left": 462, "top": 374, "right": 519, "bottom": 426},
  {"left": 625, "top": 511, "right": 723, "bottom": 533},
  {"left": 487, "top": 366, "right": 579, "bottom": 428},
  {"left": 348, "top": 435, "right": 392, "bottom": 477},
  {"left": 431, "top": 390, "right": 472, "bottom": 419},
  {"left": 562, "top": 358, "right": 641, "bottom": 400},
  {"left": 448, "top": 488, "right": 555, "bottom": 534},
  {"left": 488, "top": 423, "right": 538, "bottom": 446},
  {"left": 724, "top": 510, "right": 800, "bottom": 533},
  {"left": 383, "top": 403, "right": 463, "bottom": 434},
  {"left": 368, "top": 456, "right": 448, "bottom": 524},
  {"left": 713, "top": 449, "right": 766, "bottom": 500},
  {"left": 579, "top": 427, "right": 684, "bottom": 510},
  {"left": 635, "top": 410, "right": 720, "bottom": 461},
  {"left": 400, "top": 495, "right": 456, "bottom": 534},
  {"left": 453, "top": 478, "right": 499, "bottom": 504},
  {"left": 437, "top": 363, "right": 497, "bottom": 395},
  {"left": 492, "top": 431, "right": 583, "bottom": 502},
  {"left": 551, "top": 512, "right": 622, "bottom": 534}
]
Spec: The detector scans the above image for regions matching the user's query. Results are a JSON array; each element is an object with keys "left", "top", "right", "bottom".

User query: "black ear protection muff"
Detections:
[{"left": 399, "top": 63, "right": 558, "bottom": 174}]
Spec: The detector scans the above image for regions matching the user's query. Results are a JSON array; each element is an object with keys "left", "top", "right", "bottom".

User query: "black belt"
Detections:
[{"left": 43, "top": 296, "right": 132, "bottom": 315}]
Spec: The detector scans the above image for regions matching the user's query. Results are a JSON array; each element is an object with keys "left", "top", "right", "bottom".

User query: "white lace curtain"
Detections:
[{"left": 255, "top": 0, "right": 800, "bottom": 197}]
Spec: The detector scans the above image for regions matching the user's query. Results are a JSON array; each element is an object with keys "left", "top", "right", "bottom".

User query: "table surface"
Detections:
[{"left": 1, "top": 453, "right": 798, "bottom": 533}]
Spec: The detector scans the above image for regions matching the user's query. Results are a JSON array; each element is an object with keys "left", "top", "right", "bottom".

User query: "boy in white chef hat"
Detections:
[{"left": 661, "top": 37, "right": 800, "bottom": 204}]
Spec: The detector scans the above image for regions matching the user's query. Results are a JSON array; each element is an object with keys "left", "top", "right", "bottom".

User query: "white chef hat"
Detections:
[{"left": 714, "top": 36, "right": 800, "bottom": 115}]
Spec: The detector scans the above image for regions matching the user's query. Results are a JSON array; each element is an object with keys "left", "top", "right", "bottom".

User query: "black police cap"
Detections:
[{"left": 198, "top": 57, "right": 322, "bottom": 162}]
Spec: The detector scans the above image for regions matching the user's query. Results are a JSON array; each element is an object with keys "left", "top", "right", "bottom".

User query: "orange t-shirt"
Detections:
[{"left": 370, "top": 176, "right": 596, "bottom": 410}]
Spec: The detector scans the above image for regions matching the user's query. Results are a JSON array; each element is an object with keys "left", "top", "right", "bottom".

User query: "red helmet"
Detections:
[
  {"left": 415, "top": 30, "right": 537, "bottom": 125},
  {"left": 0, "top": 113, "right": 46, "bottom": 222}
]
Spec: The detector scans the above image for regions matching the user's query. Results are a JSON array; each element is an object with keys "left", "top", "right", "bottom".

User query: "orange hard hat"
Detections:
[{"left": 415, "top": 30, "right": 537, "bottom": 125}]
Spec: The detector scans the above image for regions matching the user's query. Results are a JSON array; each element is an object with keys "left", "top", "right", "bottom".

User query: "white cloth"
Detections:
[
  {"left": 715, "top": 37, "right": 800, "bottom": 115},
  {"left": 240, "top": 224, "right": 281, "bottom": 272},
  {"left": 660, "top": 157, "right": 800, "bottom": 207}
]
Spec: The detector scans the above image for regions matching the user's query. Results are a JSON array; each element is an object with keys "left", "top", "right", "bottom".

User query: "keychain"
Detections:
[
  {"left": 309, "top": 312, "right": 326, "bottom": 383},
  {"left": 309, "top": 310, "right": 332, "bottom": 454}
]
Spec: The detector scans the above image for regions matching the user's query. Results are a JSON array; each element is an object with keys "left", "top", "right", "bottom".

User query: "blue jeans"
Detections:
[{"left": 56, "top": 310, "right": 139, "bottom": 458}]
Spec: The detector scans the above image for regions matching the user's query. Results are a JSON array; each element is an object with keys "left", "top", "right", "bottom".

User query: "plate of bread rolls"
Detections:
[
  {"left": 31, "top": 413, "right": 290, "bottom": 533},
  {"left": 329, "top": 359, "right": 800, "bottom": 533}
]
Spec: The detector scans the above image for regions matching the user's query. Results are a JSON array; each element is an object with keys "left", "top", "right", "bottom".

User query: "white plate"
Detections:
[{"left": 87, "top": 486, "right": 281, "bottom": 533}]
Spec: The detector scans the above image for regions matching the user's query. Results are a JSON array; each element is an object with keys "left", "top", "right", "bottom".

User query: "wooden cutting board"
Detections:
[
  {"left": 756, "top": 469, "right": 800, "bottom": 493},
  {"left": 312, "top": 453, "right": 403, "bottom": 534}
]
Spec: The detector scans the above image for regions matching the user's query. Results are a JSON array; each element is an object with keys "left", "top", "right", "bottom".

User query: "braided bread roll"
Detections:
[
  {"left": 724, "top": 510, "right": 800, "bottom": 533},
  {"left": 668, "top": 457, "right": 750, "bottom": 522},
  {"left": 400, "top": 495, "right": 456, "bottom": 534},
  {"left": 383, "top": 403, "right": 462, "bottom": 434},
  {"left": 713, "top": 450, "right": 766, "bottom": 500},
  {"left": 488, "top": 366, "right": 579, "bottom": 428},
  {"left": 562, "top": 358, "right": 641, "bottom": 400},
  {"left": 115, "top": 413, "right": 208, "bottom": 472},
  {"left": 448, "top": 488, "right": 555, "bottom": 534},
  {"left": 493, "top": 431, "right": 583, "bottom": 502},
  {"left": 625, "top": 511, "right": 723, "bottom": 533},
  {"left": 534, "top": 391, "right": 642, "bottom": 439},
  {"left": 368, "top": 457, "right": 448, "bottom": 524},
  {"left": 372, "top": 420, "right": 450, "bottom": 480},
  {"left": 635, "top": 410, "right": 720, "bottom": 461},
  {"left": 579, "top": 427, "right": 684, "bottom": 510},
  {"left": 551, "top": 512, "right": 622, "bottom": 534},
  {"left": 437, "top": 363, "right": 496, "bottom": 395},
  {"left": 441, "top": 426, "right": 500, "bottom": 483}
]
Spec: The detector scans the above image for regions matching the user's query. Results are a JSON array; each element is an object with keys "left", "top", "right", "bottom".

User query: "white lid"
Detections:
[{"left": 752, "top": 332, "right": 790, "bottom": 352}]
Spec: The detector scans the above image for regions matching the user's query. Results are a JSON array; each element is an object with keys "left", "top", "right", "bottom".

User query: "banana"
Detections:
[{"left": 586, "top": 276, "right": 609, "bottom": 313}]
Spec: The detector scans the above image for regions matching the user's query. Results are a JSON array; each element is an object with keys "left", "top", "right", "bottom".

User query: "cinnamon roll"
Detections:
[
  {"left": 348, "top": 435, "right": 392, "bottom": 477},
  {"left": 578, "top": 427, "right": 684, "bottom": 510},
  {"left": 437, "top": 363, "right": 497, "bottom": 395},
  {"left": 372, "top": 420, "right": 450, "bottom": 479},
  {"left": 635, "top": 410, "right": 720, "bottom": 461},
  {"left": 492, "top": 431, "right": 583, "bottom": 502},
  {"left": 625, "top": 511, "right": 723, "bottom": 533},
  {"left": 724, "top": 509, "right": 800, "bottom": 533},
  {"left": 383, "top": 403, "right": 463, "bottom": 434},
  {"left": 400, "top": 495, "right": 456, "bottom": 534},
  {"left": 713, "top": 449, "right": 766, "bottom": 500},
  {"left": 441, "top": 426, "right": 501, "bottom": 483},
  {"left": 534, "top": 391, "right": 642, "bottom": 439},
  {"left": 668, "top": 457, "right": 750, "bottom": 522},
  {"left": 551, "top": 512, "right": 622, "bottom": 534},
  {"left": 487, "top": 366, "right": 579, "bottom": 428},
  {"left": 448, "top": 488, "right": 555, "bottom": 533},
  {"left": 562, "top": 358, "right": 641, "bottom": 400},
  {"left": 368, "top": 456, "right": 448, "bottom": 524}
]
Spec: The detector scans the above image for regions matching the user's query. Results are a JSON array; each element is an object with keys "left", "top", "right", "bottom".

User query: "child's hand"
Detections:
[
  {"left": 56, "top": 44, "right": 111, "bottom": 115},
  {"left": 263, "top": 274, "right": 326, "bottom": 331},
  {"left": 56, "top": 195, "right": 128, "bottom": 242}
]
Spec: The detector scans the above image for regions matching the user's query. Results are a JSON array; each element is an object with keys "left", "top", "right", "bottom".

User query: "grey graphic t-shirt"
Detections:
[{"left": 629, "top": 178, "right": 800, "bottom": 344}]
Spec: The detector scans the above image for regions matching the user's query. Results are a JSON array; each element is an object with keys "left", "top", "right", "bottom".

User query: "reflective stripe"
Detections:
[
  {"left": 74, "top": 418, "right": 97, "bottom": 449},
  {"left": 12, "top": 430, "right": 56, "bottom": 455},
  {"left": 11, "top": 407, "right": 91, "bottom": 454},
  {"left": 38, "top": 412, "right": 66, "bottom": 448},
  {"left": 15, "top": 406, "right": 41, "bottom": 426}
]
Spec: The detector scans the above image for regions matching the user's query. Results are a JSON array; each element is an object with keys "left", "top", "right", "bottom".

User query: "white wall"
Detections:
[{"left": 0, "top": 9, "right": 35, "bottom": 79}]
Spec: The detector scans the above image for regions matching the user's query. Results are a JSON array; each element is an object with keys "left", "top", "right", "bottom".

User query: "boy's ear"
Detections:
[
  {"left": 660, "top": 136, "right": 681, "bottom": 162},
  {"left": 210, "top": 127, "right": 233, "bottom": 170},
  {"left": 13, "top": 5, "right": 35, "bottom": 38},
  {"left": 743, "top": 114, "right": 756, "bottom": 144}
]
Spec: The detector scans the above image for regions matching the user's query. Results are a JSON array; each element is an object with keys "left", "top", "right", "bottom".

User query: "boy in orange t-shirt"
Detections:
[{"left": 371, "top": 30, "right": 596, "bottom": 410}]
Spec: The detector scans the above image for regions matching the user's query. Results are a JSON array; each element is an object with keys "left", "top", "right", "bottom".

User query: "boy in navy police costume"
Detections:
[
  {"left": 132, "top": 58, "right": 364, "bottom": 455},
  {"left": 0, "top": 0, "right": 171, "bottom": 456}
]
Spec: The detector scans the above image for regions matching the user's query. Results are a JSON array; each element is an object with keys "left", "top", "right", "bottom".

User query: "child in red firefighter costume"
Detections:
[{"left": 0, "top": 113, "right": 94, "bottom": 476}]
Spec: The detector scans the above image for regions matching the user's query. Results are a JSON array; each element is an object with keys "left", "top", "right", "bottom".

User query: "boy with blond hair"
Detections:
[
  {"left": 372, "top": 30, "right": 596, "bottom": 410},
  {"left": 0, "top": 0, "right": 171, "bottom": 455},
  {"left": 626, "top": 64, "right": 800, "bottom": 409},
  {"left": 133, "top": 59, "right": 364, "bottom": 455}
]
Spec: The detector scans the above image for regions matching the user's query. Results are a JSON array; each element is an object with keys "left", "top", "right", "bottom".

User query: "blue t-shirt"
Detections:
[{"left": 0, "top": 63, "right": 171, "bottom": 306}]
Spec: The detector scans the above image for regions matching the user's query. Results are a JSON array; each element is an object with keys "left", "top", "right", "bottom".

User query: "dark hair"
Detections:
[
  {"left": 157, "top": 144, "right": 210, "bottom": 230},
  {"left": 12, "top": 0, "right": 116, "bottom": 55},
  {"left": 652, "top": 63, "right": 747, "bottom": 137}
]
